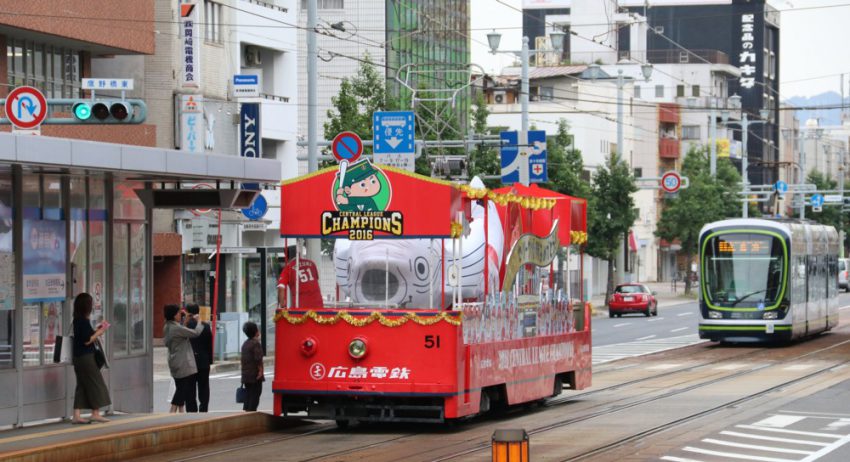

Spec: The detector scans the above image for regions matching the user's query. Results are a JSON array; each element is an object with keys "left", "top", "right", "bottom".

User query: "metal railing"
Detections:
[{"left": 243, "top": 0, "right": 288, "bottom": 13}]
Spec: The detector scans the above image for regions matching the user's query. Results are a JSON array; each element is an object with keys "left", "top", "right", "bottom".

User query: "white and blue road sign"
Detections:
[
  {"left": 373, "top": 111, "right": 415, "bottom": 154},
  {"left": 241, "top": 184, "right": 268, "bottom": 221},
  {"left": 774, "top": 180, "right": 788, "bottom": 195},
  {"left": 501, "top": 130, "right": 548, "bottom": 184},
  {"left": 811, "top": 193, "right": 824, "bottom": 208}
]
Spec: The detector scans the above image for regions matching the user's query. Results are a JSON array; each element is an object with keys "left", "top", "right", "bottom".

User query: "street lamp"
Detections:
[
  {"left": 721, "top": 98, "right": 770, "bottom": 218},
  {"left": 488, "top": 29, "right": 565, "bottom": 185}
]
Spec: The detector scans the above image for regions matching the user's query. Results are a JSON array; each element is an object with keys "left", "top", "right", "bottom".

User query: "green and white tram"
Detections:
[{"left": 699, "top": 218, "right": 839, "bottom": 343}]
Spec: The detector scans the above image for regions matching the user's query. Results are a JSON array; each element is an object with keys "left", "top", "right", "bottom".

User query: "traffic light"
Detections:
[{"left": 66, "top": 99, "right": 146, "bottom": 124}]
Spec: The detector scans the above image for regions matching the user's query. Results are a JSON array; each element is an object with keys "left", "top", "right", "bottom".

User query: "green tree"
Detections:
[
  {"left": 655, "top": 146, "right": 746, "bottom": 294},
  {"left": 323, "top": 53, "right": 387, "bottom": 149},
  {"left": 467, "top": 94, "right": 501, "bottom": 188},
  {"left": 804, "top": 170, "right": 847, "bottom": 247},
  {"left": 543, "top": 119, "right": 591, "bottom": 199},
  {"left": 585, "top": 152, "right": 638, "bottom": 299}
]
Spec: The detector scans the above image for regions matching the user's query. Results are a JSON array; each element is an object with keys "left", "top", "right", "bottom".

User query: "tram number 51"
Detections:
[{"left": 424, "top": 335, "right": 441, "bottom": 349}]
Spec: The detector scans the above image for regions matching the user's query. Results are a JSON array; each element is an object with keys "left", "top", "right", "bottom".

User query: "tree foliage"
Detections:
[
  {"left": 655, "top": 146, "right": 746, "bottom": 293},
  {"left": 804, "top": 170, "right": 847, "bottom": 245},
  {"left": 543, "top": 120, "right": 591, "bottom": 199},
  {"left": 586, "top": 152, "right": 638, "bottom": 298},
  {"left": 323, "top": 53, "right": 387, "bottom": 150},
  {"left": 467, "top": 94, "right": 501, "bottom": 188}
]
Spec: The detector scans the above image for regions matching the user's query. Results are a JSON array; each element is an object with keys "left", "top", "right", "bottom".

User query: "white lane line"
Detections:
[
  {"left": 715, "top": 364, "right": 748, "bottom": 371},
  {"left": 800, "top": 433, "right": 850, "bottom": 462},
  {"left": 671, "top": 327, "right": 688, "bottom": 333},
  {"left": 677, "top": 312, "right": 693, "bottom": 317},
  {"left": 735, "top": 425, "right": 843, "bottom": 439},
  {"left": 636, "top": 335, "right": 657, "bottom": 341},
  {"left": 783, "top": 365, "right": 816, "bottom": 371},
  {"left": 613, "top": 323, "right": 632, "bottom": 328},
  {"left": 682, "top": 446, "right": 798, "bottom": 461},
  {"left": 647, "top": 363, "right": 682, "bottom": 370},
  {"left": 701, "top": 438, "right": 813, "bottom": 455},
  {"left": 754, "top": 415, "right": 808, "bottom": 428},
  {"left": 648, "top": 318, "right": 662, "bottom": 322},
  {"left": 719, "top": 431, "right": 830, "bottom": 447},
  {"left": 661, "top": 457, "right": 705, "bottom": 462}
]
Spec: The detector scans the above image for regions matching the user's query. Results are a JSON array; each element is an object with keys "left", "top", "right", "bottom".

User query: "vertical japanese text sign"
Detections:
[{"left": 180, "top": 1, "right": 201, "bottom": 89}]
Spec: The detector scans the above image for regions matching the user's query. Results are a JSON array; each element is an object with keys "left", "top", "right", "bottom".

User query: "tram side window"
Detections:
[{"left": 0, "top": 171, "right": 13, "bottom": 368}]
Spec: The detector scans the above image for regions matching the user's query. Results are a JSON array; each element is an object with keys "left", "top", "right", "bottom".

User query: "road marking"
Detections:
[
  {"left": 647, "top": 363, "right": 681, "bottom": 370},
  {"left": 677, "top": 312, "right": 693, "bottom": 317},
  {"left": 671, "top": 327, "right": 688, "bottom": 333},
  {"left": 701, "top": 438, "right": 813, "bottom": 455},
  {"left": 735, "top": 425, "right": 842, "bottom": 439},
  {"left": 799, "top": 433, "right": 850, "bottom": 461},
  {"left": 613, "top": 323, "right": 632, "bottom": 328},
  {"left": 782, "top": 365, "right": 815, "bottom": 372},
  {"left": 719, "top": 431, "right": 830, "bottom": 447},
  {"left": 753, "top": 415, "right": 808, "bottom": 428},
  {"left": 682, "top": 446, "right": 798, "bottom": 461},
  {"left": 636, "top": 335, "right": 657, "bottom": 341},
  {"left": 715, "top": 364, "right": 748, "bottom": 371},
  {"left": 593, "top": 334, "right": 706, "bottom": 365},
  {"left": 648, "top": 318, "right": 662, "bottom": 322},
  {"left": 661, "top": 457, "right": 704, "bottom": 462}
]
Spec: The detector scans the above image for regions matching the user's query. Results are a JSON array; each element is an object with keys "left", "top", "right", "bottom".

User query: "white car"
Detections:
[{"left": 840, "top": 259, "right": 849, "bottom": 292}]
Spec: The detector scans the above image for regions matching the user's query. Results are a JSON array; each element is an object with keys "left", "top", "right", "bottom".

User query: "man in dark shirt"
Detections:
[{"left": 185, "top": 304, "right": 213, "bottom": 412}]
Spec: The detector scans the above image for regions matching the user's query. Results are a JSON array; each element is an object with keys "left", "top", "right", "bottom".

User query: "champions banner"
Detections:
[{"left": 280, "top": 164, "right": 462, "bottom": 239}]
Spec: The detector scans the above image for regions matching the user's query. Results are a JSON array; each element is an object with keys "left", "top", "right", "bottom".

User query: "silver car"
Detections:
[{"left": 840, "top": 259, "right": 850, "bottom": 292}]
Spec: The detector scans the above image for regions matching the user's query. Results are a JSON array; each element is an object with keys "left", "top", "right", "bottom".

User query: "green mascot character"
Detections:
[{"left": 335, "top": 160, "right": 382, "bottom": 212}]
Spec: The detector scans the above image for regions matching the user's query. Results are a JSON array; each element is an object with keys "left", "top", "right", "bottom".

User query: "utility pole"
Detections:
[
  {"left": 519, "top": 36, "right": 530, "bottom": 186},
  {"left": 306, "top": 0, "right": 320, "bottom": 262},
  {"left": 709, "top": 98, "right": 717, "bottom": 177},
  {"left": 616, "top": 69, "right": 625, "bottom": 284},
  {"left": 742, "top": 112, "right": 749, "bottom": 218},
  {"left": 800, "top": 132, "right": 806, "bottom": 220}
]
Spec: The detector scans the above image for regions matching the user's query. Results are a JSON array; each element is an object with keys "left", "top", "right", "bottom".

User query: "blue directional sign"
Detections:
[
  {"left": 774, "top": 180, "right": 788, "bottom": 195},
  {"left": 500, "top": 131, "right": 520, "bottom": 184},
  {"left": 501, "top": 130, "right": 547, "bottom": 184},
  {"left": 373, "top": 111, "right": 415, "bottom": 154},
  {"left": 241, "top": 184, "right": 268, "bottom": 221},
  {"left": 528, "top": 130, "right": 548, "bottom": 183},
  {"left": 811, "top": 193, "right": 824, "bottom": 208}
]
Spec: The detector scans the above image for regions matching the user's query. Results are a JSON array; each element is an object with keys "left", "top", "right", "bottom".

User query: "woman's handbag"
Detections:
[
  {"left": 93, "top": 338, "right": 109, "bottom": 369},
  {"left": 236, "top": 384, "right": 247, "bottom": 404},
  {"left": 53, "top": 331, "right": 73, "bottom": 364}
]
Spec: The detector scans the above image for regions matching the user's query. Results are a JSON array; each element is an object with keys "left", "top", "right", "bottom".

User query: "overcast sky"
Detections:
[{"left": 470, "top": 0, "right": 850, "bottom": 99}]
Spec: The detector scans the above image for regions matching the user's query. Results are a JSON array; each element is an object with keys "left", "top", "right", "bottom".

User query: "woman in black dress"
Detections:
[{"left": 71, "top": 293, "right": 111, "bottom": 424}]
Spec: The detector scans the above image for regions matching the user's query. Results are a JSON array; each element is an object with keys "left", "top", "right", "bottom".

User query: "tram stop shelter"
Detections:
[{"left": 0, "top": 132, "right": 281, "bottom": 426}]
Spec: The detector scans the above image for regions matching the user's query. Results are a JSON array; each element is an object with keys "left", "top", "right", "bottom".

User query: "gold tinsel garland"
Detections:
[
  {"left": 457, "top": 185, "right": 558, "bottom": 211},
  {"left": 274, "top": 309, "right": 462, "bottom": 327},
  {"left": 570, "top": 231, "right": 588, "bottom": 245}
]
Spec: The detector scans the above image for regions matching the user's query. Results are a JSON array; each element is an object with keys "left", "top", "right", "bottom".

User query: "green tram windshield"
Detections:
[{"left": 701, "top": 231, "right": 786, "bottom": 309}]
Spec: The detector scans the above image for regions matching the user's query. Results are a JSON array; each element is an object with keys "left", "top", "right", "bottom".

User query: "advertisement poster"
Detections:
[{"left": 23, "top": 220, "right": 66, "bottom": 303}]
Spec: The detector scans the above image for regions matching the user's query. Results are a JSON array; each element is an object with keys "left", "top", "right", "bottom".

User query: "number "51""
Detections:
[{"left": 424, "top": 335, "right": 441, "bottom": 349}]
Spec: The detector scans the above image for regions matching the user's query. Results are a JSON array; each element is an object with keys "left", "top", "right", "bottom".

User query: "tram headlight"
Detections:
[
  {"left": 708, "top": 311, "right": 722, "bottom": 319},
  {"left": 300, "top": 337, "right": 318, "bottom": 357},
  {"left": 763, "top": 311, "right": 778, "bottom": 320},
  {"left": 348, "top": 338, "right": 367, "bottom": 359}
]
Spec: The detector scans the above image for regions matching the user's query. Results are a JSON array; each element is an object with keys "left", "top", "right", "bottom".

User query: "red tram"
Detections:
[{"left": 273, "top": 163, "right": 591, "bottom": 424}]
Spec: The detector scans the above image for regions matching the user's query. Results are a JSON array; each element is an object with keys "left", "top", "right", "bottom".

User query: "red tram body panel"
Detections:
[{"left": 274, "top": 164, "right": 590, "bottom": 423}]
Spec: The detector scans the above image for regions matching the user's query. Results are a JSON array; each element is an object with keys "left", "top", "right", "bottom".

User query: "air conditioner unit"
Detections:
[
  {"left": 244, "top": 46, "right": 262, "bottom": 66},
  {"left": 493, "top": 91, "right": 506, "bottom": 104}
]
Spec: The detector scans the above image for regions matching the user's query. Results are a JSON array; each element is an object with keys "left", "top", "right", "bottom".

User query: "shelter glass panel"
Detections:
[
  {"left": 130, "top": 223, "right": 146, "bottom": 353},
  {"left": 112, "top": 223, "right": 129, "bottom": 356},
  {"left": 0, "top": 171, "right": 14, "bottom": 368}
]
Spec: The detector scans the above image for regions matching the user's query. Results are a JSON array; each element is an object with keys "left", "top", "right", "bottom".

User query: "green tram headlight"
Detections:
[{"left": 348, "top": 338, "right": 367, "bottom": 359}]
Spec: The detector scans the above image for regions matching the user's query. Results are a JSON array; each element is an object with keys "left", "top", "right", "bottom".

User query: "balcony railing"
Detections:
[
  {"left": 244, "top": 0, "right": 288, "bottom": 13},
  {"left": 646, "top": 49, "right": 729, "bottom": 65},
  {"left": 659, "top": 138, "right": 680, "bottom": 159}
]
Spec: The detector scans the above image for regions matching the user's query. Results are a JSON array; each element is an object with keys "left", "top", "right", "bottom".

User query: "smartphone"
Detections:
[{"left": 101, "top": 321, "right": 111, "bottom": 329}]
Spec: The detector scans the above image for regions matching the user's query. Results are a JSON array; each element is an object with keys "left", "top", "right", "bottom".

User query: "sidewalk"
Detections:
[{"left": 589, "top": 280, "right": 698, "bottom": 317}]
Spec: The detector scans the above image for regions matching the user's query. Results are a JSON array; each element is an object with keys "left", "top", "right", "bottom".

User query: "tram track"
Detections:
[{"left": 429, "top": 336, "right": 850, "bottom": 461}]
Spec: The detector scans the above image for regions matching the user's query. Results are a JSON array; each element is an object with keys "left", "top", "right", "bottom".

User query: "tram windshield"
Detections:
[{"left": 702, "top": 233, "right": 785, "bottom": 308}]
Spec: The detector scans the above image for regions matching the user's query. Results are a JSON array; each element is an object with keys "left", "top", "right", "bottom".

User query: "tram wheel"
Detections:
[{"left": 608, "top": 311, "right": 615, "bottom": 318}]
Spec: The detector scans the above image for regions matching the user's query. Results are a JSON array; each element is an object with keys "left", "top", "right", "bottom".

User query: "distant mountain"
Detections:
[{"left": 785, "top": 91, "right": 847, "bottom": 127}]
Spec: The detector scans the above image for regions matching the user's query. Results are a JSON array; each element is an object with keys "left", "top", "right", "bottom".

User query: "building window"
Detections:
[
  {"left": 634, "top": 85, "right": 641, "bottom": 98},
  {"left": 676, "top": 85, "right": 685, "bottom": 97},
  {"left": 538, "top": 86, "right": 554, "bottom": 101},
  {"left": 692, "top": 85, "right": 700, "bottom": 97},
  {"left": 6, "top": 39, "right": 81, "bottom": 98},
  {"left": 655, "top": 85, "right": 664, "bottom": 98},
  {"left": 634, "top": 167, "right": 643, "bottom": 178},
  {"left": 0, "top": 170, "right": 13, "bottom": 368},
  {"left": 300, "top": 0, "right": 344, "bottom": 9},
  {"left": 204, "top": 0, "right": 223, "bottom": 43},
  {"left": 682, "top": 125, "right": 701, "bottom": 140}
]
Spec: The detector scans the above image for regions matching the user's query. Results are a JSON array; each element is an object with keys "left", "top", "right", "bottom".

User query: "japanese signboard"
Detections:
[
  {"left": 23, "top": 220, "right": 66, "bottom": 303},
  {"left": 180, "top": 1, "right": 201, "bottom": 89},
  {"left": 739, "top": 13, "right": 756, "bottom": 90},
  {"left": 82, "top": 78, "right": 134, "bottom": 91},
  {"left": 180, "top": 95, "right": 205, "bottom": 153}
]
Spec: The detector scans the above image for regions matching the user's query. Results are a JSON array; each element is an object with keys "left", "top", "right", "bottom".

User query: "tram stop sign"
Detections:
[
  {"left": 774, "top": 180, "right": 788, "bottom": 196},
  {"left": 660, "top": 171, "right": 682, "bottom": 194}
]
